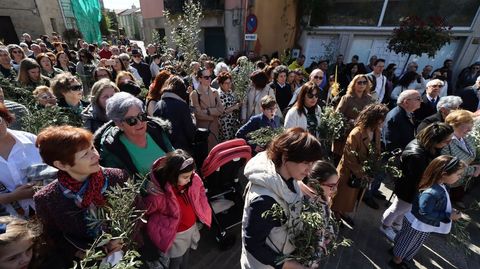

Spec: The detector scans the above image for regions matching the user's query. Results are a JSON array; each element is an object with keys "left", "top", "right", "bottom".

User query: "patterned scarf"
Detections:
[{"left": 58, "top": 170, "right": 107, "bottom": 208}]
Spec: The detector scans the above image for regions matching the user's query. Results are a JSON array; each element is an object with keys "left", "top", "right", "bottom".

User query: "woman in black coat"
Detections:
[
  {"left": 153, "top": 75, "right": 196, "bottom": 153},
  {"left": 380, "top": 123, "right": 453, "bottom": 241}
]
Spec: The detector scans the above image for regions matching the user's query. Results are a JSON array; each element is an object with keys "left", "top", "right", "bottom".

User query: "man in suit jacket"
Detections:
[
  {"left": 417, "top": 95, "right": 463, "bottom": 132},
  {"left": 414, "top": 79, "right": 443, "bottom": 122},
  {"left": 383, "top": 90, "right": 422, "bottom": 152},
  {"left": 458, "top": 76, "right": 480, "bottom": 112},
  {"left": 366, "top": 59, "right": 390, "bottom": 104}
]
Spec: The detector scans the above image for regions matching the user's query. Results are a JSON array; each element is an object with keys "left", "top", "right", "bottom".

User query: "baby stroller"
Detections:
[{"left": 201, "top": 138, "right": 252, "bottom": 248}]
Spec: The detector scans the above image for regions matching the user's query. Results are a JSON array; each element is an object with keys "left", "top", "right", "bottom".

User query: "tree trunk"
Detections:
[{"left": 401, "top": 54, "right": 412, "bottom": 75}]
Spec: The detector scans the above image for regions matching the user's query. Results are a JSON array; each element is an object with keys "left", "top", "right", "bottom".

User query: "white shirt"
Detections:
[
  {"left": 371, "top": 73, "right": 386, "bottom": 103},
  {"left": 0, "top": 129, "right": 43, "bottom": 216}
]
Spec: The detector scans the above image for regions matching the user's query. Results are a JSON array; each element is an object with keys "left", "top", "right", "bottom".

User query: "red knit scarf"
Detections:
[{"left": 58, "top": 170, "right": 106, "bottom": 208}]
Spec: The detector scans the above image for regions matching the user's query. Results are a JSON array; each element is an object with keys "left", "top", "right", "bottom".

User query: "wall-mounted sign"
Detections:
[
  {"left": 245, "top": 34, "right": 257, "bottom": 41},
  {"left": 246, "top": 14, "right": 258, "bottom": 34}
]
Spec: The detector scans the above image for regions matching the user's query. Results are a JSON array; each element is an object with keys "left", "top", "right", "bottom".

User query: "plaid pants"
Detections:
[{"left": 393, "top": 217, "right": 430, "bottom": 261}]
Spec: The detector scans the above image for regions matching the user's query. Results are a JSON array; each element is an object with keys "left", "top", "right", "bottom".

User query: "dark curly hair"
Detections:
[{"left": 354, "top": 103, "right": 389, "bottom": 130}]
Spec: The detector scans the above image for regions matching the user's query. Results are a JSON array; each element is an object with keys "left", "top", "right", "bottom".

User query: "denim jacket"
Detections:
[{"left": 411, "top": 184, "right": 451, "bottom": 227}]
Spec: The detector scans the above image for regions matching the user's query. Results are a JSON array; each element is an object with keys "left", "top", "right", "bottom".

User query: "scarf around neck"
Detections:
[{"left": 58, "top": 169, "right": 108, "bottom": 208}]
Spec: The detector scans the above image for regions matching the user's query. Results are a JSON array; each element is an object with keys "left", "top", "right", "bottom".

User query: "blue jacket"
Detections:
[
  {"left": 411, "top": 184, "right": 451, "bottom": 227},
  {"left": 235, "top": 113, "right": 281, "bottom": 140}
]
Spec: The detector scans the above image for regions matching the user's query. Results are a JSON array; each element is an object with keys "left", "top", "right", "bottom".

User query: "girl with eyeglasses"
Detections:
[
  {"left": 333, "top": 74, "right": 376, "bottom": 164},
  {"left": 389, "top": 155, "right": 465, "bottom": 269},
  {"left": 142, "top": 149, "right": 211, "bottom": 269},
  {"left": 298, "top": 160, "right": 339, "bottom": 266}
]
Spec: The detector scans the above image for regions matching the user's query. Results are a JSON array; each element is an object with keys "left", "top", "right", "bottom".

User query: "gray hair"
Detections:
[
  {"left": 397, "top": 89, "right": 419, "bottom": 105},
  {"left": 118, "top": 53, "right": 130, "bottom": 61},
  {"left": 426, "top": 79, "right": 444, "bottom": 88},
  {"left": 214, "top": 62, "right": 230, "bottom": 76},
  {"left": 437, "top": 96, "right": 462, "bottom": 110},
  {"left": 106, "top": 92, "right": 144, "bottom": 122}
]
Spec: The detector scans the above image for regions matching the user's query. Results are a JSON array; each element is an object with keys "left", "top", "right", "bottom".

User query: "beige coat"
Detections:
[
  {"left": 331, "top": 126, "right": 381, "bottom": 213},
  {"left": 333, "top": 93, "right": 375, "bottom": 156},
  {"left": 190, "top": 87, "right": 225, "bottom": 150}
]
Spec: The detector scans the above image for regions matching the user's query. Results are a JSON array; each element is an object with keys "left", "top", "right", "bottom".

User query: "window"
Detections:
[
  {"left": 309, "top": 0, "right": 385, "bottom": 27},
  {"left": 382, "top": 0, "right": 479, "bottom": 27},
  {"left": 50, "top": 18, "right": 58, "bottom": 33}
]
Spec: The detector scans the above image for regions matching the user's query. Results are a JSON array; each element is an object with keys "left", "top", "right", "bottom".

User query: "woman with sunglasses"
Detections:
[
  {"left": 36, "top": 53, "right": 63, "bottom": 79},
  {"left": 142, "top": 149, "right": 211, "bottom": 269},
  {"left": 190, "top": 68, "right": 224, "bottom": 151},
  {"left": 51, "top": 73, "right": 89, "bottom": 116},
  {"left": 381, "top": 123, "right": 453, "bottom": 242},
  {"left": 7, "top": 44, "right": 26, "bottom": 72},
  {"left": 332, "top": 74, "right": 375, "bottom": 164},
  {"left": 34, "top": 125, "right": 128, "bottom": 268},
  {"left": 95, "top": 92, "right": 174, "bottom": 185},
  {"left": 284, "top": 81, "right": 322, "bottom": 138},
  {"left": 331, "top": 104, "right": 389, "bottom": 227}
]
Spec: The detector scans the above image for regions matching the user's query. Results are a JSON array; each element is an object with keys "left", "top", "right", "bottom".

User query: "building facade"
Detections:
[
  {"left": 299, "top": 0, "right": 480, "bottom": 78},
  {"left": 117, "top": 5, "right": 144, "bottom": 40},
  {"left": 0, "top": 0, "right": 67, "bottom": 44},
  {"left": 140, "top": 0, "right": 297, "bottom": 59}
]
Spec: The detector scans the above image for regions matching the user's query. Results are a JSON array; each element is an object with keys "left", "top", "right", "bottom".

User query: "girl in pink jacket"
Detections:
[{"left": 144, "top": 149, "right": 212, "bottom": 269}]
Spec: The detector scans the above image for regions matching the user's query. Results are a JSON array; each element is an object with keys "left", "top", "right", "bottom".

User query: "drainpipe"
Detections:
[{"left": 57, "top": 0, "right": 69, "bottom": 30}]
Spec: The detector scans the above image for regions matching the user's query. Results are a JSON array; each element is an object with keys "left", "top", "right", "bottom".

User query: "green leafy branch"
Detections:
[{"left": 247, "top": 127, "right": 284, "bottom": 148}]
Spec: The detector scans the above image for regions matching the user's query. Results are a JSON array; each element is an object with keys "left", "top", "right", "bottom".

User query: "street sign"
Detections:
[
  {"left": 245, "top": 34, "right": 257, "bottom": 41},
  {"left": 246, "top": 14, "right": 258, "bottom": 34}
]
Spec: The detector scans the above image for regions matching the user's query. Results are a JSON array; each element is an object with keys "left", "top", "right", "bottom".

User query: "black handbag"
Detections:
[{"left": 347, "top": 174, "right": 363, "bottom": 189}]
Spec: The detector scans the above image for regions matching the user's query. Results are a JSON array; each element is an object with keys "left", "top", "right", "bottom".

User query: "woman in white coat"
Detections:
[{"left": 284, "top": 81, "right": 322, "bottom": 138}]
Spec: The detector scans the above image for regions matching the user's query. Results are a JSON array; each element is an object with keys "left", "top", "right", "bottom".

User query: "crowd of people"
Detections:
[{"left": 1, "top": 31, "right": 480, "bottom": 269}]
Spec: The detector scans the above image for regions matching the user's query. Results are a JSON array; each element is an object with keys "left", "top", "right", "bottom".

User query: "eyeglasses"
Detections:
[
  {"left": 306, "top": 92, "right": 319, "bottom": 99},
  {"left": 123, "top": 112, "right": 148, "bottom": 126},
  {"left": 356, "top": 80, "right": 368, "bottom": 85},
  {"left": 69, "top": 85, "right": 83, "bottom": 91},
  {"left": 38, "top": 93, "right": 56, "bottom": 100},
  {"left": 313, "top": 76, "right": 323, "bottom": 80},
  {"left": 321, "top": 182, "right": 338, "bottom": 191}
]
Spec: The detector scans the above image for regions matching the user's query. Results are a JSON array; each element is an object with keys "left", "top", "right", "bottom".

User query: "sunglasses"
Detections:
[
  {"left": 306, "top": 92, "right": 319, "bottom": 99},
  {"left": 202, "top": 76, "right": 211, "bottom": 80},
  {"left": 123, "top": 112, "right": 148, "bottom": 126},
  {"left": 431, "top": 84, "right": 442, "bottom": 88},
  {"left": 70, "top": 85, "right": 83, "bottom": 91},
  {"left": 356, "top": 80, "right": 368, "bottom": 85},
  {"left": 313, "top": 76, "right": 323, "bottom": 80}
]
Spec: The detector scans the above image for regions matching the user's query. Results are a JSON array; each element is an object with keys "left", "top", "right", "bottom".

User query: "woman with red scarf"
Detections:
[{"left": 33, "top": 125, "right": 129, "bottom": 268}]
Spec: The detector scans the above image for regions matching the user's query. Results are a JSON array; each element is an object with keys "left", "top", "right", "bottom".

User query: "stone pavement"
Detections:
[{"left": 189, "top": 179, "right": 480, "bottom": 269}]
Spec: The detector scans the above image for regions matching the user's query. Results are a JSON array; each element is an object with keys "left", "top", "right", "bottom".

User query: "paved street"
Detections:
[{"left": 189, "top": 178, "right": 480, "bottom": 269}]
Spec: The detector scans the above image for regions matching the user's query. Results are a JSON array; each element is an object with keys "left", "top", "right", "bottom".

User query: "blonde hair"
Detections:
[
  {"left": 115, "top": 71, "right": 135, "bottom": 86},
  {"left": 346, "top": 74, "right": 371, "bottom": 96},
  {"left": 445, "top": 109, "right": 474, "bottom": 128},
  {"left": 0, "top": 216, "right": 40, "bottom": 247},
  {"left": 32, "top": 85, "right": 52, "bottom": 97}
]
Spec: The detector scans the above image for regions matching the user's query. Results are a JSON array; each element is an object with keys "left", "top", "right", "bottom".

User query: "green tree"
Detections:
[{"left": 99, "top": 11, "right": 110, "bottom": 37}]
